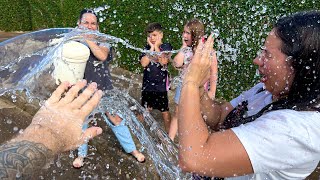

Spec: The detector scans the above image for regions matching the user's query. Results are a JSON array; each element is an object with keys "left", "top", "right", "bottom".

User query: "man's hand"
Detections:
[{"left": 14, "top": 80, "right": 103, "bottom": 154}]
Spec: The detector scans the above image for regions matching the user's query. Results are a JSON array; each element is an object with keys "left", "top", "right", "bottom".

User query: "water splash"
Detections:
[
  {"left": 97, "top": 90, "right": 189, "bottom": 179},
  {"left": 0, "top": 28, "right": 191, "bottom": 179},
  {"left": 0, "top": 28, "right": 179, "bottom": 98}
]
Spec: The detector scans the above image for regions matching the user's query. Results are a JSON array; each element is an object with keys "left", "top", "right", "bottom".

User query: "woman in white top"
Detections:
[{"left": 178, "top": 10, "right": 320, "bottom": 179}]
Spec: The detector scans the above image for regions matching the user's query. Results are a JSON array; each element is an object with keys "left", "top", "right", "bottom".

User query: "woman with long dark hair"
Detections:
[{"left": 178, "top": 11, "right": 320, "bottom": 179}]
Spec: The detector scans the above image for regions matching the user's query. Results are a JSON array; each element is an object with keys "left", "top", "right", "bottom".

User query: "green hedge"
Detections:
[
  {"left": 0, "top": 0, "right": 319, "bottom": 100},
  {"left": 0, "top": 0, "right": 32, "bottom": 31}
]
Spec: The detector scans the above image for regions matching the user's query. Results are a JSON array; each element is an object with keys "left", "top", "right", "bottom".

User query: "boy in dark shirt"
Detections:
[{"left": 140, "top": 22, "right": 172, "bottom": 132}]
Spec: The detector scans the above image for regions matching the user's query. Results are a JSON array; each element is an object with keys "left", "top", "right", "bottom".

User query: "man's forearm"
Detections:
[{"left": 0, "top": 140, "right": 53, "bottom": 179}]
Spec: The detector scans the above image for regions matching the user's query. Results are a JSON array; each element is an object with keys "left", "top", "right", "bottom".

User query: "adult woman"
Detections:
[
  {"left": 178, "top": 11, "right": 320, "bottom": 179},
  {"left": 73, "top": 9, "right": 144, "bottom": 168}
]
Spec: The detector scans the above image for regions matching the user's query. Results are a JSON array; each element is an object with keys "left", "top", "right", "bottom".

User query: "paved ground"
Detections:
[{"left": 0, "top": 31, "right": 25, "bottom": 42}]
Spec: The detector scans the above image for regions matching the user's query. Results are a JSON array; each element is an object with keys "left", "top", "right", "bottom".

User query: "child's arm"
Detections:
[
  {"left": 173, "top": 36, "right": 188, "bottom": 68},
  {"left": 140, "top": 36, "right": 152, "bottom": 67},
  {"left": 140, "top": 55, "right": 151, "bottom": 67},
  {"left": 173, "top": 50, "right": 185, "bottom": 68}
]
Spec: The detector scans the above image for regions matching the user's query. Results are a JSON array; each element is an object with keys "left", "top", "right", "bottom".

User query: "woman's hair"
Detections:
[
  {"left": 222, "top": 11, "right": 320, "bottom": 130},
  {"left": 272, "top": 11, "right": 320, "bottom": 111},
  {"left": 185, "top": 18, "right": 205, "bottom": 51},
  {"left": 79, "top": 9, "right": 98, "bottom": 23}
]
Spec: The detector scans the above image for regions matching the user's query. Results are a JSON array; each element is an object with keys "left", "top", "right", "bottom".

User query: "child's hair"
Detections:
[
  {"left": 145, "top": 22, "right": 163, "bottom": 34},
  {"left": 185, "top": 19, "right": 205, "bottom": 51},
  {"left": 79, "top": 9, "right": 98, "bottom": 23}
]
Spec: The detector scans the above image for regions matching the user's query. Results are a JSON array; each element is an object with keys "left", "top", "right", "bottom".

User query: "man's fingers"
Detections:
[
  {"left": 80, "top": 127, "right": 103, "bottom": 144},
  {"left": 59, "top": 80, "right": 87, "bottom": 105},
  {"left": 71, "top": 82, "right": 99, "bottom": 109},
  {"left": 46, "top": 81, "right": 70, "bottom": 105},
  {"left": 80, "top": 90, "right": 103, "bottom": 117}
]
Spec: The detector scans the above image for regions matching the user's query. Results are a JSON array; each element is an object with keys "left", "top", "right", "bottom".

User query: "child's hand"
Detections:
[
  {"left": 147, "top": 36, "right": 155, "bottom": 51},
  {"left": 155, "top": 35, "right": 162, "bottom": 48},
  {"left": 158, "top": 53, "right": 170, "bottom": 65},
  {"left": 181, "top": 36, "right": 188, "bottom": 48},
  {"left": 158, "top": 56, "right": 166, "bottom": 66}
]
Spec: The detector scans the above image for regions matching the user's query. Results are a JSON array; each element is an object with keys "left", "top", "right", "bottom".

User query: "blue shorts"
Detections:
[{"left": 174, "top": 83, "right": 182, "bottom": 104}]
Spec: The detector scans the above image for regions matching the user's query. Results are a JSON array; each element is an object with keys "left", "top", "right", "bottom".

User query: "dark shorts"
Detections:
[{"left": 141, "top": 91, "right": 169, "bottom": 112}]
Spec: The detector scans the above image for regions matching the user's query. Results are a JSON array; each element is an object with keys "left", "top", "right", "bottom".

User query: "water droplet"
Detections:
[{"left": 6, "top": 119, "right": 12, "bottom": 124}]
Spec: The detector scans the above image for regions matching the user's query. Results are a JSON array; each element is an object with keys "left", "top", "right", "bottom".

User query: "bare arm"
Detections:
[
  {"left": 200, "top": 92, "right": 234, "bottom": 130},
  {"left": 0, "top": 81, "right": 103, "bottom": 178},
  {"left": 173, "top": 50, "right": 185, "bottom": 68},
  {"left": 178, "top": 35, "right": 252, "bottom": 177},
  {"left": 140, "top": 55, "right": 151, "bottom": 67},
  {"left": 174, "top": 37, "right": 188, "bottom": 68},
  {"left": 86, "top": 40, "right": 110, "bottom": 61},
  {"left": 200, "top": 48, "right": 234, "bottom": 130},
  {"left": 140, "top": 36, "right": 157, "bottom": 68},
  {"left": 0, "top": 141, "right": 53, "bottom": 179}
]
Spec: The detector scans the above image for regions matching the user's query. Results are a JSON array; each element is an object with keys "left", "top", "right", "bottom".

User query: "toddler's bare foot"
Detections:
[
  {"left": 131, "top": 150, "right": 145, "bottom": 163},
  {"left": 73, "top": 156, "right": 84, "bottom": 168}
]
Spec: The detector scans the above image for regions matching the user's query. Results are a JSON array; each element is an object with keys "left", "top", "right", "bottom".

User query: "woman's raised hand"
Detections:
[{"left": 183, "top": 34, "right": 216, "bottom": 88}]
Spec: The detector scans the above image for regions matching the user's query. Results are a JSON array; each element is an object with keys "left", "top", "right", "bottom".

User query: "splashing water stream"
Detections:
[{"left": 0, "top": 28, "right": 193, "bottom": 179}]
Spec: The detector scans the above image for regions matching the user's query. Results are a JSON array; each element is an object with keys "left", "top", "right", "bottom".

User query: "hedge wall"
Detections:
[{"left": 0, "top": 0, "right": 319, "bottom": 100}]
